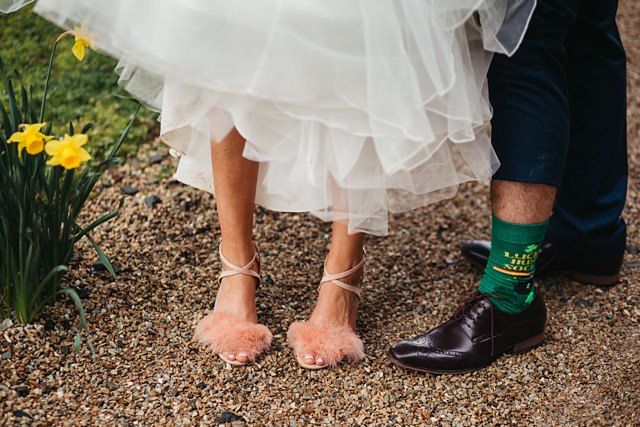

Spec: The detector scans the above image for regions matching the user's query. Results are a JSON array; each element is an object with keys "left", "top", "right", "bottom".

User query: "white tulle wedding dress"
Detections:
[{"left": 1, "top": 0, "right": 535, "bottom": 235}]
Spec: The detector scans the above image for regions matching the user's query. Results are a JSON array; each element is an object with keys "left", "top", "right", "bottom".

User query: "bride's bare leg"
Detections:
[
  {"left": 314, "top": 221, "right": 364, "bottom": 330},
  {"left": 289, "top": 221, "right": 365, "bottom": 368},
  {"left": 208, "top": 128, "right": 261, "bottom": 364}
]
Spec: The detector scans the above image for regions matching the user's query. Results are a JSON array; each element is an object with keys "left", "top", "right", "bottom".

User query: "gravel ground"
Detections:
[{"left": 2, "top": 3, "right": 639, "bottom": 426}]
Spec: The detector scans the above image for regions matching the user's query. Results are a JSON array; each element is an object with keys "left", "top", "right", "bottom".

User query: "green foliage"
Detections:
[
  {"left": 0, "top": 6, "right": 157, "bottom": 158},
  {"left": 0, "top": 32, "right": 138, "bottom": 352}
]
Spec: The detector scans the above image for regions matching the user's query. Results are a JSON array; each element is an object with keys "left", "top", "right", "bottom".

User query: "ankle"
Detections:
[
  {"left": 313, "top": 285, "right": 359, "bottom": 326},
  {"left": 214, "top": 277, "right": 258, "bottom": 320},
  {"left": 325, "top": 249, "right": 364, "bottom": 272},
  {"left": 220, "top": 239, "right": 256, "bottom": 266}
]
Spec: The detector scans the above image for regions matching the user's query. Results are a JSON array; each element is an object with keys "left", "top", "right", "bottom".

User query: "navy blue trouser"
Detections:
[{"left": 488, "top": 0, "right": 628, "bottom": 259}]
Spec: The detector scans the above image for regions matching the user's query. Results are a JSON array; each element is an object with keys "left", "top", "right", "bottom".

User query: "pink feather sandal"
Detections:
[
  {"left": 287, "top": 255, "right": 366, "bottom": 370},
  {"left": 193, "top": 245, "right": 273, "bottom": 366}
]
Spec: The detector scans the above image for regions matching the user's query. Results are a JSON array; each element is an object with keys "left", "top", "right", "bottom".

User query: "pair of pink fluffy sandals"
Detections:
[{"left": 193, "top": 246, "right": 365, "bottom": 370}]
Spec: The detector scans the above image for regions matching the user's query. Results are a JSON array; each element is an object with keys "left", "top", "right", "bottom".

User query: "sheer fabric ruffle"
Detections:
[
  {"left": 0, "top": 0, "right": 33, "bottom": 13},
  {"left": 10, "top": 0, "right": 535, "bottom": 234}
]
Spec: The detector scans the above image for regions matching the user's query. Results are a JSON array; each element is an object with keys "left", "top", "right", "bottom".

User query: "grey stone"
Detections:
[
  {"left": 121, "top": 186, "right": 139, "bottom": 195},
  {"left": 144, "top": 195, "right": 162, "bottom": 208}
]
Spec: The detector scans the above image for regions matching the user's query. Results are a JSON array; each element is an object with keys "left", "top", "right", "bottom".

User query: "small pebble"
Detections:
[
  {"left": 1, "top": 351, "right": 11, "bottom": 360},
  {"left": 92, "top": 260, "right": 120, "bottom": 273},
  {"left": 13, "top": 410, "right": 30, "bottom": 418},
  {"left": 149, "top": 153, "right": 166, "bottom": 164},
  {"left": 15, "top": 385, "right": 29, "bottom": 397},
  {"left": 576, "top": 299, "right": 592, "bottom": 308},
  {"left": 144, "top": 195, "right": 162, "bottom": 208},
  {"left": 43, "top": 320, "right": 56, "bottom": 331},
  {"left": 219, "top": 411, "right": 244, "bottom": 423},
  {"left": 77, "top": 287, "right": 90, "bottom": 300},
  {"left": 120, "top": 186, "right": 139, "bottom": 195},
  {"left": 196, "top": 225, "right": 211, "bottom": 234}
]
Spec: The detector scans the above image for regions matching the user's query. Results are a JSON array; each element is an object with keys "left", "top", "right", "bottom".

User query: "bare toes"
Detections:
[
  {"left": 304, "top": 353, "right": 316, "bottom": 365},
  {"left": 288, "top": 321, "right": 365, "bottom": 368}
]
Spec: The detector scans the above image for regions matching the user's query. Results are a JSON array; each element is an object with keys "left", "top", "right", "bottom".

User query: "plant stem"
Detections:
[{"left": 39, "top": 40, "right": 59, "bottom": 123}]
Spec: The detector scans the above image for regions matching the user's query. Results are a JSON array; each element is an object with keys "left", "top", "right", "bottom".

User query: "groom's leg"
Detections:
[
  {"left": 547, "top": 0, "right": 628, "bottom": 271},
  {"left": 460, "top": 0, "right": 627, "bottom": 285},
  {"left": 472, "top": 0, "right": 578, "bottom": 315},
  {"left": 388, "top": 0, "right": 579, "bottom": 374},
  {"left": 477, "top": 182, "right": 555, "bottom": 313},
  {"left": 487, "top": 1, "right": 576, "bottom": 188}
]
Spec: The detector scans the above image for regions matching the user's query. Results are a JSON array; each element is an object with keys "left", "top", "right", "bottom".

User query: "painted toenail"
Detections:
[
  {"left": 238, "top": 352, "right": 248, "bottom": 358},
  {"left": 227, "top": 354, "right": 235, "bottom": 360},
  {"left": 316, "top": 358, "right": 324, "bottom": 365}
]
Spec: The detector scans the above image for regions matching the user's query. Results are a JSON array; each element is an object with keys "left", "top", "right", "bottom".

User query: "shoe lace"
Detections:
[{"left": 454, "top": 291, "right": 502, "bottom": 356}]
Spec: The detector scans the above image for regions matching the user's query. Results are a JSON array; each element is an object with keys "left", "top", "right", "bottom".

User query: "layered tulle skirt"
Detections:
[{"left": 8, "top": 0, "right": 535, "bottom": 235}]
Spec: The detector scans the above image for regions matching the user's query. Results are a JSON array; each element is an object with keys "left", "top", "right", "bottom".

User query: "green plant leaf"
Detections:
[
  {"left": 20, "top": 83, "right": 29, "bottom": 122},
  {"left": 81, "top": 122, "right": 93, "bottom": 134},
  {"left": 72, "top": 196, "right": 125, "bottom": 244},
  {"left": 29, "top": 264, "right": 67, "bottom": 310},
  {"left": 58, "top": 286, "right": 95, "bottom": 357},
  {"left": 85, "top": 233, "right": 117, "bottom": 279},
  {"left": 0, "top": 101, "right": 11, "bottom": 138},
  {"left": 6, "top": 78, "right": 20, "bottom": 130}
]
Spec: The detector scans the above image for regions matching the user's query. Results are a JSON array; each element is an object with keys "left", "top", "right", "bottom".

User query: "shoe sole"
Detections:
[
  {"left": 388, "top": 331, "right": 546, "bottom": 375},
  {"left": 296, "top": 357, "right": 329, "bottom": 370},
  {"left": 219, "top": 354, "right": 250, "bottom": 367},
  {"left": 568, "top": 271, "right": 620, "bottom": 287}
]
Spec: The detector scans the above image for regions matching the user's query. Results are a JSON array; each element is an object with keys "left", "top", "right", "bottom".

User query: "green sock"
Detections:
[{"left": 478, "top": 214, "right": 548, "bottom": 314}]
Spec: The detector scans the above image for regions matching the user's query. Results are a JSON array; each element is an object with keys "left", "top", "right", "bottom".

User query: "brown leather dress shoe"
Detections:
[
  {"left": 388, "top": 292, "right": 546, "bottom": 374},
  {"left": 461, "top": 240, "right": 622, "bottom": 286}
]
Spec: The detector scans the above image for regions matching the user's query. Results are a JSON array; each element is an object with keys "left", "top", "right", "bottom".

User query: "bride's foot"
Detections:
[
  {"left": 287, "top": 253, "right": 365, "bottom": 369},
  {"left": 193, "top": 243, "right": 272, "bottom": 366}
]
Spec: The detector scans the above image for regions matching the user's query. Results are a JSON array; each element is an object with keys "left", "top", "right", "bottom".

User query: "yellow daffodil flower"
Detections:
[
  {"left": 72, "top": 26, "right": 92, "bottom": 61},
  {"left": 7, "top": 123, "right": 53, "bottom": 155},
  {"left": 45, "top": 133, "right": 92, "bottom": 170},
  {"left": 56, "top": 26, "right": 93, "bottom": 61}
]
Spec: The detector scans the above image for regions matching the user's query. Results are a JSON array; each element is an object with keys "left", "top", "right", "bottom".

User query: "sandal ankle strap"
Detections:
[
  {"left": 218, "top": 244, "right": 261, "bottom": 287},
  {"left": 319, "top": 255, "right": 365, "bottom": 299}
]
